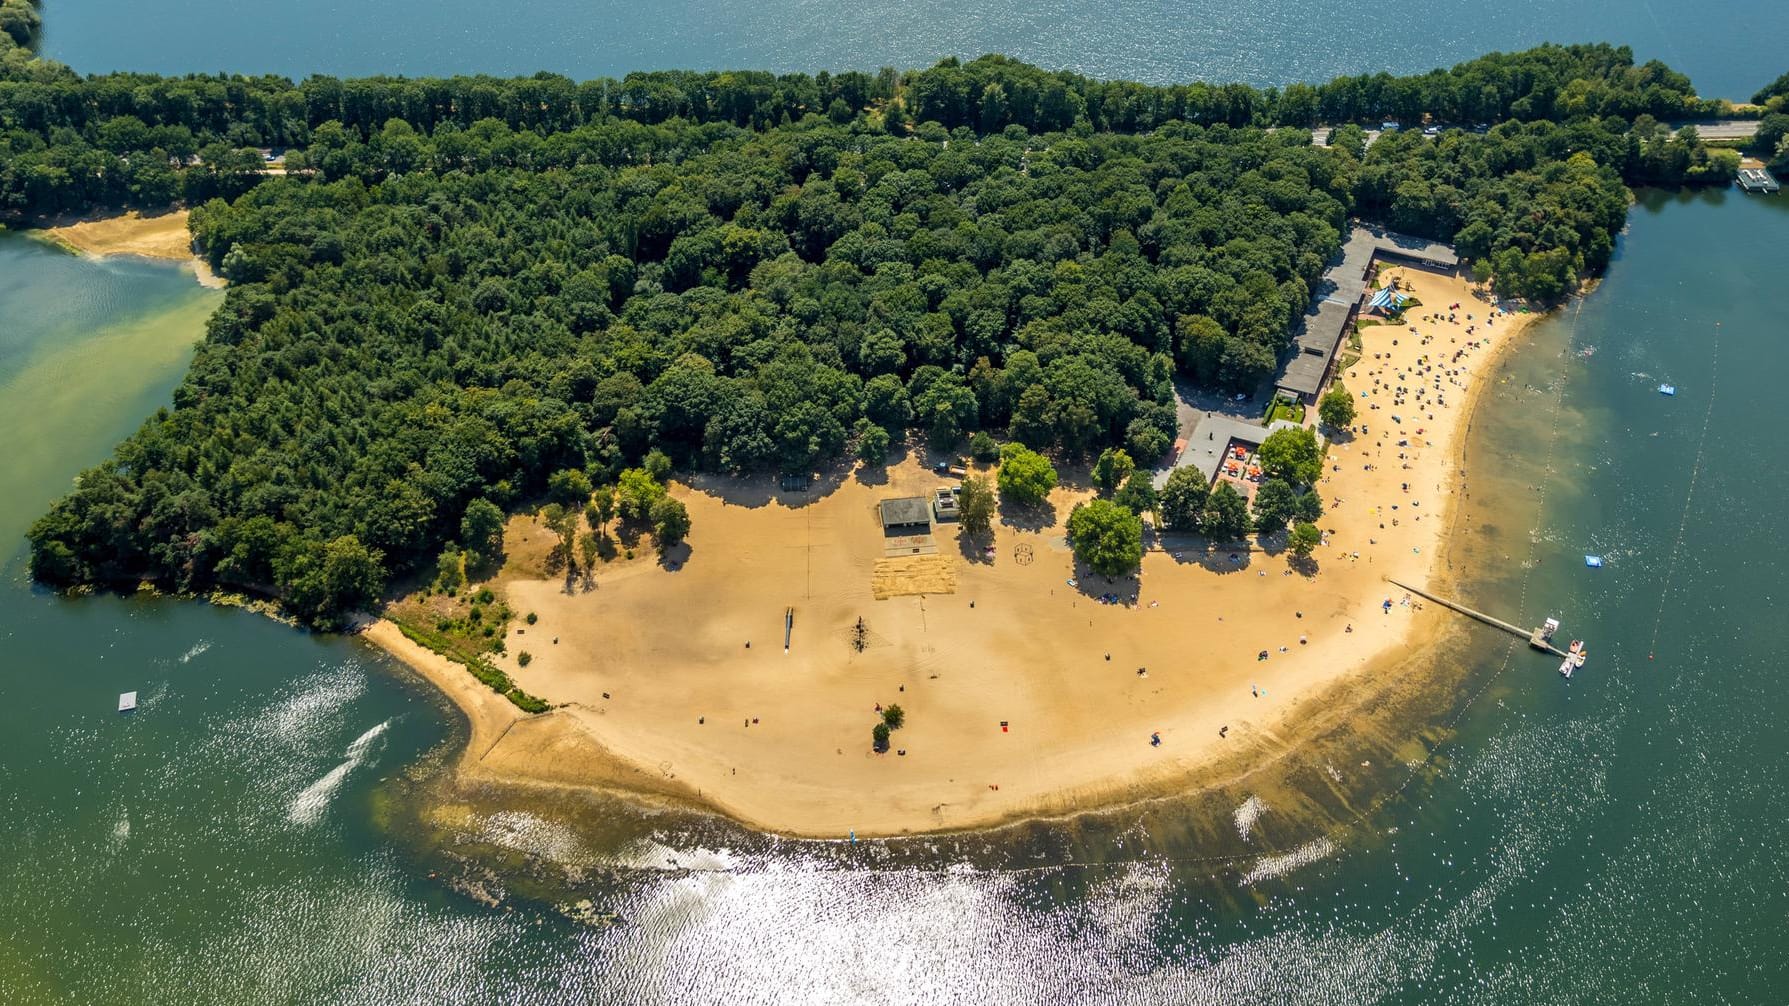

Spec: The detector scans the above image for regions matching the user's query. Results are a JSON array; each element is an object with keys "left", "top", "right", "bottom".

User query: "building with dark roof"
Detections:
[
  {"left": 1274, "top": 226, "right": 1458, "bottom": 402},
  {"left": 879, "top": 497, "right": 933, "bottom": 533}
]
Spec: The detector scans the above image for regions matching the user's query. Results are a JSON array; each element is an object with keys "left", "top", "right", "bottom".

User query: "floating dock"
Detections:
[
  {"left": 118, "top": 691, "right": 138, "bottom": 712},
  {"left": 1385, "top": 577, "right": 1568, "bottom": 657},
  {"left": 1737, "top": 167, "right": 1780, "bottom": 194}
]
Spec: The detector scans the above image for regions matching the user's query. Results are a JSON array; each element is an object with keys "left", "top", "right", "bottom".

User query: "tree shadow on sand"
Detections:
[
  {"left": 1067, "top": 558, "right": 1141, "bottom": 606},
  {"left": 956, "top": 529, "right": 995, "bottom": 565},
  {"left": 684, "top": 460, "right": 853, "bottom": 510},
  {"left": 658, "top": 541, "right": 692, "bottom": 570},
  {"left": 997, "top": 498, "right": 1058, "bottom": 532}
]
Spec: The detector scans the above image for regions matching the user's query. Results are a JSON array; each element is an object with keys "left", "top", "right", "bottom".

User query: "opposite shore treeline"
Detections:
[{"left": 8, "top": 4, "right": 1789, "bottom": 627}]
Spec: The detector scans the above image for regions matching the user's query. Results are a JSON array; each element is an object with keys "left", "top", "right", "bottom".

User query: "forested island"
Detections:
[{"left": 6, "top": 3, "right": 1786, "bottom": 626}]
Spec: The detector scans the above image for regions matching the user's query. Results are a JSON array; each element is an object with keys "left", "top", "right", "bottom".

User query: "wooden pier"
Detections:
[{"left": 1385, "top": 577, "right": 1567, "bottom": 657}]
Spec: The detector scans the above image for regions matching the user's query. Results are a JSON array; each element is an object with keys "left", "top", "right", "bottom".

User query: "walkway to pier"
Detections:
[{"left": 1385, "top": 576, "right": 1566, "bottom": 657}]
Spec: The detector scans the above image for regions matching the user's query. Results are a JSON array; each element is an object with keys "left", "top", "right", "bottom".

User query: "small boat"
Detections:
[
  {"left": 1584, "top": 555, "right": 1604, "bottom": 568},
  {"left": 1659, "top": 384, "right": 1676, "bottom": 396},
  {"left": 1559, "top": 641, "right": 1587, "bottom": 678},
  {"left": 1541, "top": 617, "right": 1560, "bottom": 640},
  {"left": 118, "top": 691, "right": 138, "bottom": 713}
]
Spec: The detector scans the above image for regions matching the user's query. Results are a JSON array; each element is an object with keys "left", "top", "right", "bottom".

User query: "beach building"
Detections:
[
  {"left": 1154, "top": 414, "right": 1301, "bottom": 490},
  {"left": 1274, "top": 226, "right": 1459, "bottom": 403},
  {"left": 878, "top": 497, "right": 932, "bottom": 533}
]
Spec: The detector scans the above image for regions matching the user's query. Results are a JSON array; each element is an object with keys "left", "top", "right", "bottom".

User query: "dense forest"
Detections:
[{"left": 7, "top": 17, "right": 1777, "bottom": 624}]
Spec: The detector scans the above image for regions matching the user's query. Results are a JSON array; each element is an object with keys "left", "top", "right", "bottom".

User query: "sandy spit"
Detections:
[{"left": 30, "top": 209, "right": 225, "bottom": 288}]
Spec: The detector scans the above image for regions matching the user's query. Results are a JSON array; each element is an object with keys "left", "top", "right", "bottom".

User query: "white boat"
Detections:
[
  {"left": 1559, "top": 641, "right": 1587, "bottom": 678},
  {"left": 1541, "top": 617, "right": 1560, "bottom": 640},
  {"left": 118, "top": 691, "right": 138, "bottom": 712}
]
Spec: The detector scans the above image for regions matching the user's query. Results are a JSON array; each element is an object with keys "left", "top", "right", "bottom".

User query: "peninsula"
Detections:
[{"left": 12, "top": 26, "right": 1785, "bottom": 834}]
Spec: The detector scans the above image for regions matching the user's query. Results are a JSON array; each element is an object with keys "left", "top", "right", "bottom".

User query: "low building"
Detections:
[
  {"left": 879, "top": 496, "right": 932, "bottom": 533},
  {"left": 1274, "top": 225, "right": 1459, "bottom": 403},
  {"left": 1155, "top": 415, "right": 1301, "bottom": 489},
  {"left": 932, "top": 487, "right": 962, "bottom": 522}
]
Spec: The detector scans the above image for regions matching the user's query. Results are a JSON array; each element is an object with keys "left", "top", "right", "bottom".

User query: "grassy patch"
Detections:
[
  {"left": 388, "top": 607, "right": 549, "bottom": 714},
  {"left": 1265, "top": 396, "right": 1306, "bottom": 425}
]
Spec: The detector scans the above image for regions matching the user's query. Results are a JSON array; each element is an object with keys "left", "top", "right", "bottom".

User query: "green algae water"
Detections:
[{"left": 8, "top": 31, "right": 1789, "bottom": 1006}]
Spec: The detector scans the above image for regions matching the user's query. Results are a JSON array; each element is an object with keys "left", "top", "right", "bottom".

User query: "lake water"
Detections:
[
  {"left": 42, "top": 0, "right": 1789, "bottom": 101},
  {"left": 8, "top": 8, "right": 1789, "bottom": 1002}
]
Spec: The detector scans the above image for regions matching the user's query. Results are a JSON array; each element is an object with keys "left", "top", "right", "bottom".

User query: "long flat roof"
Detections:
[
  {"left": 1156, "top": 415, "right": 1301, "bottom": 487},
  {"left": 1275, "top": 225, "right": 1457, "bottom": 396}
]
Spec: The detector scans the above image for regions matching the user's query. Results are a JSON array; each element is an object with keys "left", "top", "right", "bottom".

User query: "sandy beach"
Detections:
[
  {"left": 31, "top": 209, "right": 224, "bottom": 288},
  {"left": 368, "top": 267, "right": 1544, "bottom": 838}
]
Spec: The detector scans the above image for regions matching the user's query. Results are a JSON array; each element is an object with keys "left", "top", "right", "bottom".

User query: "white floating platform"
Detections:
[{"left": 118, "top": 691, "right": 138, "bottom": 712}]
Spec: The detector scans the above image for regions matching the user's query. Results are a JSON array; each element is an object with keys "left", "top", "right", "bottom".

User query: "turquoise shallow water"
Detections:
[
  {"left": 7, "top": 12, "right": 1789, "bottom": 1000},
  {"left": 42, "top": 0, "right": 1789, "bottom": 100}
]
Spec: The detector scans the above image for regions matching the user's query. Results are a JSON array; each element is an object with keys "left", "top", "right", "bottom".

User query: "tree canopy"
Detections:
[
  {"left": 997, "top": 444, "right": 1059, "bottom": 506},
  {"left": 1256, "top": 427, "right": 1323, "bottom": 486},
  {"left": 9, "top": 26, "right": 1773, "bottom": 621},
  {"left": 1318, "top": 385, "right": 1356, "bottom": 429},
  {"left": 1067, "top": 499, "right": 1144, "bottom": 577}
]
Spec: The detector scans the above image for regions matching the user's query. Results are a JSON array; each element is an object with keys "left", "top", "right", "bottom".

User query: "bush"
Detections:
[
  {"left": 882, "top": 703, "right": 905, "bottom": 730},
  {"left": 872, "top": 721, "right": 891, "bottom": 752},
  {"left": 525, "top": 611, "right": 538, "bottom": 624},
  {"left": 517, "top": 651, "right": 532, "bottom": 667},
  {"left": 968, "top": 431, "right": 1000, "bottom": 462}
]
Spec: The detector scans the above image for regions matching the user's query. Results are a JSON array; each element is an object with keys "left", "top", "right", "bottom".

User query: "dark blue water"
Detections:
[{"left": 43, "top": 0, "right": 1787, "bottom": 100}]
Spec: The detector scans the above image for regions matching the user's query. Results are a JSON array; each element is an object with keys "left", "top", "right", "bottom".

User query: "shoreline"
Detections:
[
  {"left": 362, "top": 268, "right": 1553, "bottom": 839},
  {"left": 26, "top": 209, "right": 225, "bottom": 288}
]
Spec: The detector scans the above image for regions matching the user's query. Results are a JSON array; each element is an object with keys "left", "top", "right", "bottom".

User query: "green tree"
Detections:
[
  {"left": 1250, "top": 478, "right": 1299, "bottom": 532},
  {"left": 460, "top": 498, "right": 506, "bottom": 565},
  {"left": 1158, "top": 467, "right": 1209, "bottom": 532},
  {"left": 1114, "top": 470, "right": 1158, "bottom": 515},
  {"left": 958, "top": 475, "right": 996, "bottom": 538},
  {"left": 968, "top": 431, "right": 1000, "bottom": 462},
  {"left": 881, "top": 703, "right": 905, "bottom": 729},
  {"left": 1256, "top": 427, "right": 1322, "bottom": 486},
  {"left": 616, "top": 468, "right": 666, "bottom": 523},
  {"left": 997, "top": 443, "right": 1058, "bottom": 506},
  {"left": 1289, "top": 521, "right": 1322, "bottom": 558},
  {"left": 1067, "top": 499, "right": 1144, "bottom": 577},
  {"left": 540, "top": 503, "right": 579, "bottom": 568},
  {"left": 547, "top": 467, "right": 593, "bottom": 507},
  {"left": 854, "top": 418, "right": 892, "bottom": 464},
  {"left": 1318, "top": 385, "right": 1356, "bottom": 430},
  {"left": 1092, "top": 447, "right": 1136, "bottom": 495},
  {"left": 872, "top": 721, "right": 892, "bottom": 752},
  {"left": 1201, "top": 481, "right": 1252, "bottom": 541},
  {"left": 650, "top": 496, "right": 691, "bottom": 548}
]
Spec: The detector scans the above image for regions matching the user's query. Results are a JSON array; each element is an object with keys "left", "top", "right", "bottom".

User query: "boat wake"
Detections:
[
  {"left": 287, "top": 719, "right": 390, "bottom": 826},
  {"left": 178, "top": 640, "right": 212, "bottom": 664}
]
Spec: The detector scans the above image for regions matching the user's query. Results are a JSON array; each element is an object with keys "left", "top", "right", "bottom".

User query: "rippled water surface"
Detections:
[
  {"left": 7, "top": 19, "right": 1789, "bottom": 999},
  {"left": 43, "top": 0, "right": 1789, "bottom": 99}
]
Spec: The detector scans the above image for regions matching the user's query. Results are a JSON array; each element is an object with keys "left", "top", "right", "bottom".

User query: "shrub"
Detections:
[
  {"left": 517, "top": 651, "right": 533, "bottom": 667},
  {"left": 872, "top": 721, "right": 891, "bottom": 753},
  {"left": 882, "top": 704, "right": 905, "bottom": 730}
]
